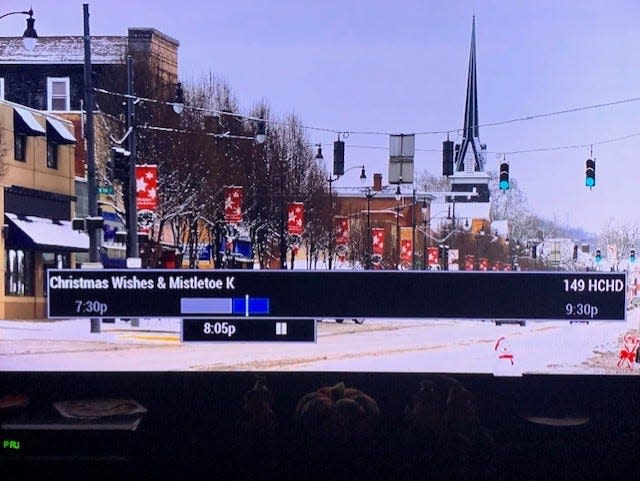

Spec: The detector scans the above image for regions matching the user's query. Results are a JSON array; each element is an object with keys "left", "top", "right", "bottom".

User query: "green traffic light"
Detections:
[
  {"left": 585, "top": 177, "right": 595, "bottom": 187},
  {"left": 499, "top": 180, "right": 509, "bottom": 190}
]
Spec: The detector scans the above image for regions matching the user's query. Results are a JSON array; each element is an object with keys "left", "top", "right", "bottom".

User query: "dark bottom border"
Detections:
[{"left": 1, "top": 372, "right": 639, "bottom": 480}]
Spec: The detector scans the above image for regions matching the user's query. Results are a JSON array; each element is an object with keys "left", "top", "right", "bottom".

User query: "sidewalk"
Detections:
[{"left": 0, "top": 317, "right": 181, "bottom": 343}]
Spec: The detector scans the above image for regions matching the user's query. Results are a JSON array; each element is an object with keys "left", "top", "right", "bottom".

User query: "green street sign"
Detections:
[{"left": 98, "top": 186, "right": 114, "bottom": 195}]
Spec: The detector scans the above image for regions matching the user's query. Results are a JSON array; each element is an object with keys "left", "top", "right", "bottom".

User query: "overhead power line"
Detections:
[
  {"left": 94, "top": 87, "right": 640, "bottom": 155},
  {"left": 94, "top": 87, "right": 640, "bottom": 138}
]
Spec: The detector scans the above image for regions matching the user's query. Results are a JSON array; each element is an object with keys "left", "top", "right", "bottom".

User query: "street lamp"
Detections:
[
  {"left": 364, "top": 187, "right": 378, "bottom": 270},
  {"left": 81, "top": 3, "right": 102, "bottom": 333},
  {"left": 140, "top": 82, "right": 185, "bottom": 115},
  {"left": 0, "top": 8, "right": 38, "bottom": 51},
  {"left": 255, "top": 116, "right": 267, "bottom": 144},
  {"left": 124, "top": 61, "right": 187, "bottom": 265},
  {"left": 421, "top": 199, "right": 428, "bottom": 269},
  {"left": 326, "top": 163, "right": 366, "bottom": 269},
  {"left": 395, "top": 184, "right": 402, "bottom": 269}
]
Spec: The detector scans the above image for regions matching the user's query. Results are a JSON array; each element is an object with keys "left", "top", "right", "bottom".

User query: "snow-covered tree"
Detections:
[{"left": 598, "top": 219, "right": 640, "bottom": 259}]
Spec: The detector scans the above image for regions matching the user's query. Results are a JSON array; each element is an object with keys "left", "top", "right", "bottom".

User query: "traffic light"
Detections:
[
  {"left": 573, "top": 244, "right": 578, "bottom": 261},
  {"left": 595, "top": 249, "right": 602, "bottom": 263},
  {"left": 531, "top": 245, "right": 537, "bottom": 259},
  {"left": 585, "top": 158, "right": 595, "bottom": 187},
  {"left": 333, "top": 140, "right": 345, "bottom": 176},
  {"left": 110, "top": 147, "right": 130, "bottom": 182},
  {"left": 631, "top": 249, "right": 636, "bottom": 263},
  {"left": 499, "top": 162, "right": 510, "bottom": 190}
]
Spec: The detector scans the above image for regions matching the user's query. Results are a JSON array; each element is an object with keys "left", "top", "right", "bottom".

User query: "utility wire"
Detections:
[
  {"left": 94, "top": 87, "right": 640, "bottom": 156},
  {"left": 94, "top": 86, "right": 640, "bottom": 138}
]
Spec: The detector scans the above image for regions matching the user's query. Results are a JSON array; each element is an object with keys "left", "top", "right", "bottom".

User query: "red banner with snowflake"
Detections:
[
  {"left": 334, "top": 216, "right": 349, "bottom": 245},
  {"left": 224, "top": 186, "right": 243, "bottom": 224},
  {"left": 287, "top": 202, "right": 304, "bottom": 235},
  {"left": 136, "top": 164, "right": 158, "bottom": 211},
  {"left": 464, "top": 254, "right": 475, "bottom": 271},
  {"left": 400, "top": 227, "right": 412, "bottom": 264},
  {"left": 372, "top": 227, "right": 385, "bottom": 255},
  {"left": 427, "top": 246, "right": 439, "bottom": 266}
]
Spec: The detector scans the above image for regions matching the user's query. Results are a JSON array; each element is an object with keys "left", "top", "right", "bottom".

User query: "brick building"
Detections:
[
  {"left": 0, "top": 27, "right": 180, "bottom": 272},
  {"left": 0, "top": 99, "right": 84, "bottom": 319},
  {"left": 333, "top": 173, "right": 435, "bottom": 269}
]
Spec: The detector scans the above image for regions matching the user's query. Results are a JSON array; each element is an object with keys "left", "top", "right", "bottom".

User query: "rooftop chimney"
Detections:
[{"left": 373, "top": 173, "right": 383, "bottom": 192}]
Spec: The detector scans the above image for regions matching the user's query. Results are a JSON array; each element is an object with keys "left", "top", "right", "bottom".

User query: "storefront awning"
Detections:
[
  {"left": 13, "top": 106, "right": 46, "bottom": 136},
  {"left": 5, "top": 213, "right": 89, "bottom": 252},
  {"left": 46, "top": 117, "right": 76, "bottom": 144}
]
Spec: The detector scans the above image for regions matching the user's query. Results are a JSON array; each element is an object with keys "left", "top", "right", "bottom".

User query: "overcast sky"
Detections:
[{"left": 2, "top": 0, "right": 640, "bottom": 235}]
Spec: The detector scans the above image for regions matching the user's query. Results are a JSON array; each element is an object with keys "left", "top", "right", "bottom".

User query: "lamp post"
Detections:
[
  {"left": 395, "top": 184, "right": 402, "bottom": 269},
  {"left": 323, "top": 155, "right": 366, "bottom": 269},
  {"left": 364, "top": 187, "right": 378, "bottom": 270},
  {"left": 421, "top": 199, "right": 428, "bottom": 269},
  {"left": 475, "top": 221, "right": 488, "bottom": 270},
  {"left": 0, "top": 8, "right": 38, "bottom": 50},
  {"left": 125, "top": 56, "right": 139, "bottom": 265},
  {"left": 81, "top": 4, "right": 102, "bottom": 333},
  {"left": 123, "top": 60, "right": 186, "bottom": 265}
]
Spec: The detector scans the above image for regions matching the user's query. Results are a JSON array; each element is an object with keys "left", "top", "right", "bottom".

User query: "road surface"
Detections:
[{"left": 1, "top": 311, "right": 639, "bottom": 373}]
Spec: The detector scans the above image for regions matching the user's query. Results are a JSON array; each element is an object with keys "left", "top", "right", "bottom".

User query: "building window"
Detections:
[
  {"left": 47, "top": 77, "right": 70, "bottom": 111},
  {"left": 42, "top": 252, "right": 70, "bottom": 297},
  {"left": 0, "top": 78, "right": 4, "bottom": 100},
  {"left": 5, "top": 249, "right": 34, "bottom": 296},
  {"left": 14, "top": 133, "right": 26, "bottom": 162},
  {"left": 47, "top": 141, "right": 58, "bottom": 169}
]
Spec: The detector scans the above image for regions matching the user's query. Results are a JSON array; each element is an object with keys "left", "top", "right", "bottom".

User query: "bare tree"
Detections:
[{"left": 598, "top": 219, "right": 640, "bottom": 258}]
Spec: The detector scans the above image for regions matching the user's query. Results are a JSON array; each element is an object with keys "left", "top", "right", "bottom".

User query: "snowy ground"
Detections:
[{"left": 1, "top": 309, "right": 639, "bottom": 373}]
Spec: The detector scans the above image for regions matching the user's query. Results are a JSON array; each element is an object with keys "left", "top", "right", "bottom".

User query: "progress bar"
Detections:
[{"left": 180, "top": 297, "right": 270, "bottom": 316}]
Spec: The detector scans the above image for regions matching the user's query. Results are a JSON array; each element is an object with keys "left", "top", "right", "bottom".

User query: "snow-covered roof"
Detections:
[
  {"left": 5, "top": 213, "right": 89, "bottom": 251},
  {"left": 334, "top": 185, "right": 435, "bottom": 199},
  {"left": 47, "top": 117, "right": 76, "bottom": 143},
  {"left": 430, "top": 200, "right": 490, "bottom": 229},
  {"left": 0, "top": 36, "right": 127, "bottom": 64},
  {"left": 2, "top": 98, "right": 76, "bottom": 133},
  {"left": 13, "top": 105, "right": 45, "bottom": 134}
]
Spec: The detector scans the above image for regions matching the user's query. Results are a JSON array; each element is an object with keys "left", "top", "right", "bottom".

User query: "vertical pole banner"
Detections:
[
  {"left": 334, "top": 216, "right": 349, "bottom": 245},
  {"left": 136, "top": 164, "right": 158, "bottom": 234},
  {"left": 427, "top": 246, "right": 439, "bottom": 268},
  {"left": 479, "top": 257, "right": 489, "bottom": 271},
  {"left": 334, "top": 216, "right": 349, "bottom": 263},
  {"left": 224, "top": 186, "right": 244, "bottom": 224},
  {"left": 400, "top": 226, "right": 412, "bottom": 265},
  {"left": 464, "top": 254, "right": 475, "bottom": 271},
  {"left": 287, "top": 202, "right": 304, "bottom": 235},
  {"left": 448, "top": 249, "right": 459, "bottom": 270},
  {"left": 372, "top": 227, "right": 385, "bottom": 268},
  {"left": 372, "top": 227, "right": 385, "bottom": 255}
]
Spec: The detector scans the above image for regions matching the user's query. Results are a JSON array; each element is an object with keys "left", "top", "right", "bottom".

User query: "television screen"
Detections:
[
  {"left": 30, "top": 267, "right": 629, "bottom": 375},
  {"left": 2, "top": 3, "right": 640, "bottom": 479}
]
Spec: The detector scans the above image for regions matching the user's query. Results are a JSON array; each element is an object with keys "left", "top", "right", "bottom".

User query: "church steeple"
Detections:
[{"left": 455, "top": 16, "right": 485, "bottom": 173}]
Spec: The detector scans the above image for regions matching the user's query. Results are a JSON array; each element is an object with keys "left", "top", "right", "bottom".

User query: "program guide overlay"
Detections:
[{"left": 47, "top": 269, "right": 626, "bottom": 322}]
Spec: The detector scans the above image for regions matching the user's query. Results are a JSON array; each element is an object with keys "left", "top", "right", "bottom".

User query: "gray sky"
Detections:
[{"left": 2, "top": 0, "right": 640, "bottom": 234}]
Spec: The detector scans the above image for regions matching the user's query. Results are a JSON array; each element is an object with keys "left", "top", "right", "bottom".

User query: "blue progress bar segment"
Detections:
[
  {"left": 181, "top": 298, "right": 232, "bottom": 314},
  {"left": 232, "top": 297, "right": 270, "bottom": 315}
]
